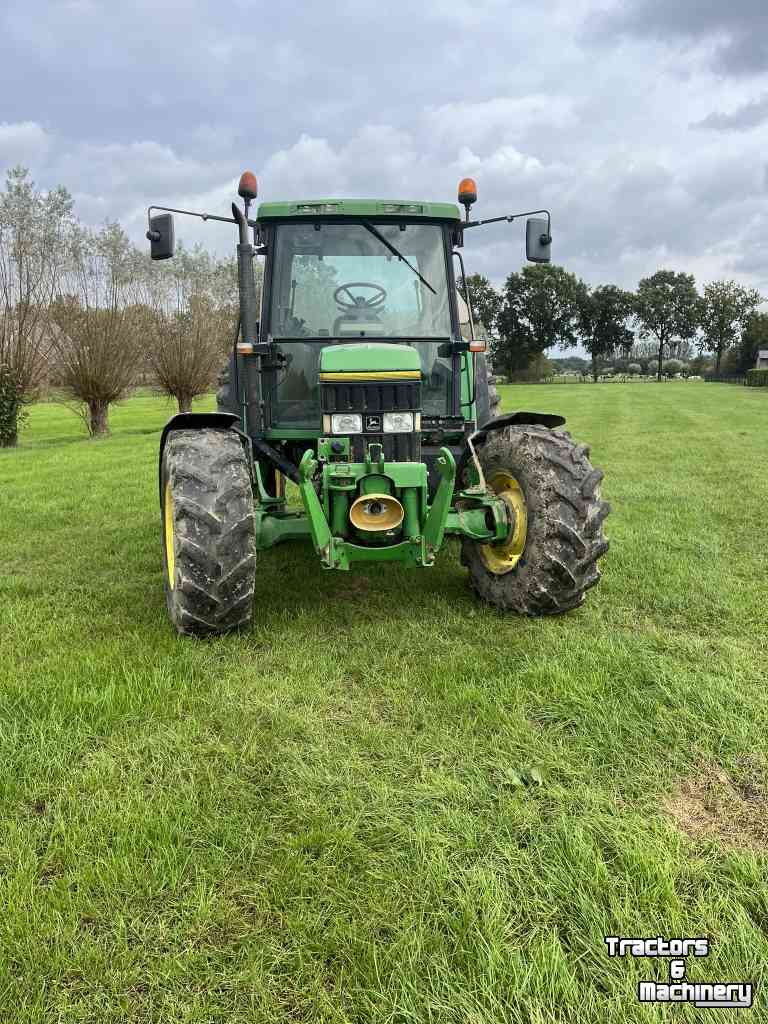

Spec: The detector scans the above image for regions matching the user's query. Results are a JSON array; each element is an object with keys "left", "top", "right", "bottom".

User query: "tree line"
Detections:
[
  {"left": 464, "top": 266, "right": 766, "bottom": 383},
  {"left": 0, "top": 167, "right": 259, "bottom": 447},
  {"left": 3, "top": 165, "right": 766, "bottom": 448}
]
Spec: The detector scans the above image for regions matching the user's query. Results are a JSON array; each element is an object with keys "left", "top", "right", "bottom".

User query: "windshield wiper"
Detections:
[{"left": 362, "top": 221, "right": 436, "bottom": 295}]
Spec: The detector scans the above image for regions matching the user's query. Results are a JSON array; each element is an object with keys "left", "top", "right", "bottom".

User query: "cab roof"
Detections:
[{"left": 257, "top": 199, "right": 461, "bottom": 221}]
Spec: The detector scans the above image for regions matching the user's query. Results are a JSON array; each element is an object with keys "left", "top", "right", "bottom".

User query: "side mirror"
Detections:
[
  {"left": 146, "top": 213, "right": 175, "bottom": 260},
  {"left": 526, "top": 217, "right": 551, "bottom": 264}
]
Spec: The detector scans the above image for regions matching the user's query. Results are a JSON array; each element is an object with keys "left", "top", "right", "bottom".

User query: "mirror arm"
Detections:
[
  {"left": 464, "top": 208, "right": 552, "bottom": 242},
  {"left": 146, "top": 204, "right": 259, "bottom": 231}
]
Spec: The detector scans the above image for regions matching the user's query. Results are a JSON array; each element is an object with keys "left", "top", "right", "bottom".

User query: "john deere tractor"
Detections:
[{"left": 147, "top": 173, "right": 609, "bottom": 635}]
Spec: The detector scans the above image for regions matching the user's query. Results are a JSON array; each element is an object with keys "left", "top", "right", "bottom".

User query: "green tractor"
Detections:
[{"left": 147, "top": 173, "right": 609, "bottom": 635}]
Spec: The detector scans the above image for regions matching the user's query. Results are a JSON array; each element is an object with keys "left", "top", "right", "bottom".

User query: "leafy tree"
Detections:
[
  {"left": 577, "top": 284, "right": 634, "bottom": 382},
  {"left": 699, "top": 279, "right": 763, "bottom": 373},
  {"left": 689, "top": 352, "right": 713, "bottom": 375},
  {"left": 494, "top": 265, "right": 588, "bottom": 378},
  {"left": 720, "top": 348, "right": 741, "bottom": 375},
  {"left": 462, "top": 273, "right": 502, "bottom": 338},
  {"left": 507, "top": 352, "right": 554, "bottom": 382},
  {"left": 662, "top": 358, "right": 686, "bottom": 376},
  {"left": 633, "top": 270, "right": 701, "bottom": 382},
  {"left": 0, "top": 166, "right": 74, "bottom": 446},
  {"left": 551, "top": 355, "right": 589, "bottom": 373},
  {"left": 735, "top": 311, "right": 768, "bottom": 372}
]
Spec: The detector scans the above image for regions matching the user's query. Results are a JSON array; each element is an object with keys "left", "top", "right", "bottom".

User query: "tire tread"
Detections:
[
  {"left": 461, "top": 424, "right": 609, "bottom": 616},
  {"left": 162, "top": 429, "right": 256, "bottom": 636}
]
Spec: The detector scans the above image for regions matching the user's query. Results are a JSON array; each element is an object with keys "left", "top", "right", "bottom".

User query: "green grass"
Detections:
[{"left": 1, "top": 383, "right": 767, "bottom": 1023}]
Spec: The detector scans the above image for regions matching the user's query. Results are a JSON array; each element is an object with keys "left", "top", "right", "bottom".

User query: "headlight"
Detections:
[
  {"left": 331, "top": 413, "right": 362, "bottom": 434},
  {"left": 382, "top": 412, "right": 414, "bottom": 433}
]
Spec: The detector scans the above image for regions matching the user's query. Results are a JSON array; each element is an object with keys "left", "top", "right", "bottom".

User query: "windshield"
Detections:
[{"left": 268, "top": 221, "right": 452, "bottom": 339}]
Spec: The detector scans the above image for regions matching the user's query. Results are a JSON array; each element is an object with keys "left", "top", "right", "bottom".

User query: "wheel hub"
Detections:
[{"left": 480, "top": 471, "right": 527, "bottom": 575}]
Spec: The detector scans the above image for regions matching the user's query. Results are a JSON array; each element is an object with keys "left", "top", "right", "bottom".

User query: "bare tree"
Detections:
[
  {"left": 0, "top": 166, "right": 74, "bottom": 446},
  {"left": 145, "top": 245, "right": 247, "bottom": 412},
  {"left": 147, "top": 300, "right": 229, "bottom": 413},
  {"left": 50, "top": 222, "right": 144, "bottom": 436}
]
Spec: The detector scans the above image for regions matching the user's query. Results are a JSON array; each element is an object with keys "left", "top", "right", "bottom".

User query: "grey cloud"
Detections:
[
  {"left": 2, "top": 0, "right": 768, "bottom": 299},
  {"left": 591, "top": 0, "right": 768, "bottom": 75},
  {"left": 692, "top": 95, "right": 768, "bottom": 132}
]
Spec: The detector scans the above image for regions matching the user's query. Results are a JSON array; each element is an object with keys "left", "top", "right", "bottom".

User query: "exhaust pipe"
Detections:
[{"left": 349, "top": 493, "right": 404, "bottom": 533}]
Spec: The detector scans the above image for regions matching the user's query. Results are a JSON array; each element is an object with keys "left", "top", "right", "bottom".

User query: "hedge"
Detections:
[{"left": 746, "top": 369, "right": 768, "bottom": 387}]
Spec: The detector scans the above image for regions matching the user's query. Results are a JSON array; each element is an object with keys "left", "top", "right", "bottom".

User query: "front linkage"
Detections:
[{"left": 293, "top": 442, "right": 509, "bottom": 571}]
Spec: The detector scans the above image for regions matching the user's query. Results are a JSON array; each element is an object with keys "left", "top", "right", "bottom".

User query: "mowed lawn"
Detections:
[{"left": 0, "top": 383, "right": 766, "bottom": 1023}]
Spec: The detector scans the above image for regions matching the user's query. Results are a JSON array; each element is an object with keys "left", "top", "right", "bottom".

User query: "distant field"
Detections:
[{"left": 1, "top": 383, "right": 766, "bottom": 1023}]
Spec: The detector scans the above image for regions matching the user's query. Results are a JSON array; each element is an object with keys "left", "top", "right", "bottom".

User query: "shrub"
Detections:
[
  {"left": 747, "top": 369, "right": 768, "bottom": 387},
  {"left": 627, "top": 363, "right": 642, "bottom": 375},
  {"left": 662, "top": 358, "right": 686, "bottom": 376},
  {"left": 0, "top": 363, "right": 27, "bottom": 447}
]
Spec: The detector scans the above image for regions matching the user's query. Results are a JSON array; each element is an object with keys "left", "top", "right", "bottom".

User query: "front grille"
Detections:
[
  {"left": 322, "top": 378, "right": 421, "bottom": 462},
  {"left": 321, "top": 380, "right": 420, "bottom": 413},
  {"left": 350, "top": 433, "right": 420, "bottom": 462}
]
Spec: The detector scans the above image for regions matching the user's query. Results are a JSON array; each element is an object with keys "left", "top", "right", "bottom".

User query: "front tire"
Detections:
[
  {"left": 161, "top": 429, "right": 256, "bottom": 636},
  {"left": 461, "top": 425, "right": 609, "bottom": 615}
]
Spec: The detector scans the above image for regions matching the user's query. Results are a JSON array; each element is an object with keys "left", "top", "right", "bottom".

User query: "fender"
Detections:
[
  {"left": 457, "top": 410, "right": 567, "bottom": 484},
  {"left": 473, "top": 410, "right": 566, "bottom": 443},
  {"left": 158, "top": 412, "right": 244, "bottom": 500}
]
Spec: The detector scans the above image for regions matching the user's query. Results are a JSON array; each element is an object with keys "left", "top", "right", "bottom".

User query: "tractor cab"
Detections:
[{"left": 256, "top": 202, "right": 467, "bottom": 429}]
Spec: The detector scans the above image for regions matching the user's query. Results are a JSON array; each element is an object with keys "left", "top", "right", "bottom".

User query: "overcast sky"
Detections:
[{"left": 1, "top": 0, "right": 767, "bottom": 296}]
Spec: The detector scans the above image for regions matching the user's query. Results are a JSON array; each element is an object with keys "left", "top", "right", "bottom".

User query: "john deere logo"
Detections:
[{"left": 365, "top": 415, "right": 381, "bottom": 431}]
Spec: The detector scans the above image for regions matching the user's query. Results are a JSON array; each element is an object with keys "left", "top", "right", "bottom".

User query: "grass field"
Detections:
[{"left": 1, "top": 383, "right": 767, "bottom": 1023}]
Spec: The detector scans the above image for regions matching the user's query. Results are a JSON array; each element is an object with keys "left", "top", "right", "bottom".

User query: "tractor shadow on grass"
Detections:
[{"left": 252, "top": 540, "right": 475, "bottom": 624}]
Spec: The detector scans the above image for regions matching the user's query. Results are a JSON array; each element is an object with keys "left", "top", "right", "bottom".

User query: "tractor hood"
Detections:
[{"left": 319, "top": 343, "right": 421, "bottom": 380}]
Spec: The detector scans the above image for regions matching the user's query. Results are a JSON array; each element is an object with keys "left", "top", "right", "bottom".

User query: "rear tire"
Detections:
[
  {"left": 474, "top": 352, "right": 502, "bottom": 427},
  {"left": 216, "top": 358, "right": 237, "bottom": 416},
  {"left": 461, "top": 425, "right": 609, "bottom": 615},
  {"left": 161, "top": 429, "right": 256, "bottom": 636}
]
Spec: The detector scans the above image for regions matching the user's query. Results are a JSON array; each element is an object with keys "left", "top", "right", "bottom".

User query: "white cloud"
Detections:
[{"left": 0, "top": 122, "right": 52, "bottom": 168}]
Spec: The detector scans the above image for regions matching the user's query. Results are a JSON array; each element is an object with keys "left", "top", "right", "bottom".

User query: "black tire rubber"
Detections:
[
  {"left": 461, "top": 424, "right": 610, "bottom": 615},
  {"left": 216, "top": 357, "right": 237, "bottom": 416},
  {"left": 161, "top": 428, "right": 256, "bottom": 636},
  {"left": 474, "top": 352, "right": 502, "bottom": 427}
]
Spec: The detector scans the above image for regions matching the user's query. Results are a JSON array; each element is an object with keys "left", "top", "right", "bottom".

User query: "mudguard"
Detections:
[
  {"left": 158, "top": 412, "right": 241, "bottom": 500},
  {"left": 457, "top": 410, "right": 567, "bottom": 484},
  {"left": 473, "top": 410, "right": 566, "bottom": 441}
]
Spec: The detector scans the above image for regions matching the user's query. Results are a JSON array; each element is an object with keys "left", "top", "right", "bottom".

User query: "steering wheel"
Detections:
[{"left": 334, "top": 282, "right": 387, "bottom": 310}]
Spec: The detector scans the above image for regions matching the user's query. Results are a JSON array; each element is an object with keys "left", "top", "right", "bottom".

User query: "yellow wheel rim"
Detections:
[
  {"left": 164, "top": 480, "right": 175, "bottom": 589},
  {"left": 480, "top": 471, "right": 528, "bottom": 575}
]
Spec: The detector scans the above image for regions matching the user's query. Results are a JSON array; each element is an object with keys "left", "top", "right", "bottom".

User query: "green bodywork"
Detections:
[
  {"left": 242, "top": 208, "right": 512, "bottom": 570},
  {"left": 319, "top": 343, "right": 422, "bottom": 374},
  {"left": 257, "top": 199, "right": 461, "bottom": 221},
  {"left": 250, "top": 339, "right": 510, "bottom": 569}
]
